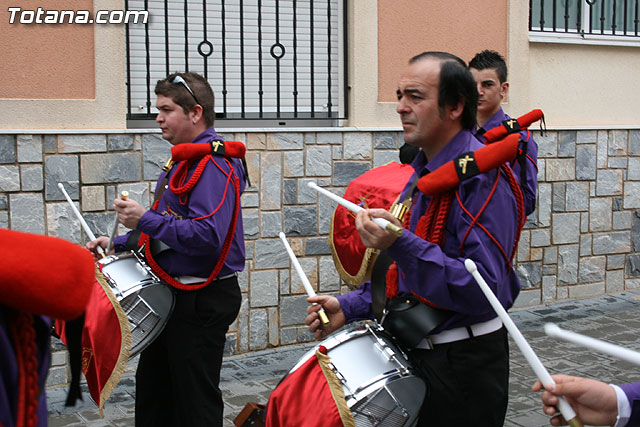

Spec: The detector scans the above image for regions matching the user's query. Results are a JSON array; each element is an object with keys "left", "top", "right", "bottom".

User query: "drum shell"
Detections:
[
  {"left": 98, "top": 251, "right": 174, "bottom": 358},
  {"left": 286, "top": 325, "right": 426, "bottom": 426}
]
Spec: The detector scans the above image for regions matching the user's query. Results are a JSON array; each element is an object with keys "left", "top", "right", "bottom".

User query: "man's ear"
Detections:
[
  {"left": 189, "top": 104, "right": 204, "bottom": 124},
  {"left": 447, "top": 99, "right": 465, "bottom": 121},
  {"left": 500, "top": 82, "right": 510, "bottom": 99}
]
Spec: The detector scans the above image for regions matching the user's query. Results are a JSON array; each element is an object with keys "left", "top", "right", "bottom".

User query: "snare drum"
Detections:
[
  {"left": 286, "top": 323, "right": 425, "bottom": 426},
  {"left": 97, "top": 251, "right": 174, "bottom": 358}
]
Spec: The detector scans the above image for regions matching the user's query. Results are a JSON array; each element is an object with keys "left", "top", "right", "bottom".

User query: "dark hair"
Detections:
[
  {"left": 469, "top": 50, "right": 508, "bottom": 84},
  {"left": 155, "top": 72, "right": 215, "bottom": 127},
  {"left": 399, "top": 143, "right": 420, "bottom": 164},
  {"left": 409, "top": 51, "right": 478, "bottom": 131},
  {"left": 410, "top": 51, "right": 467, "bottom": 68}
]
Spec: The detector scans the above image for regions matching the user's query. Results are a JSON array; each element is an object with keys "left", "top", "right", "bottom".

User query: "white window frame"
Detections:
[{"left": 529, "top": 0, "right": 640, "bottom": 47}]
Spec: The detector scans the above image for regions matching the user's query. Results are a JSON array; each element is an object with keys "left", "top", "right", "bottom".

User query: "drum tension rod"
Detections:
[
  {"left": 328, "top": 362, "right": 349, "bottom": 387},
  {"left": 126, "top": 296, "right": 160, "bottom": 332},
  {"left": 102, "top": 271, "right": 123, "bottom": 299},
  {"left": 382, "top": 384, "right": 410, "bottom": 417}
]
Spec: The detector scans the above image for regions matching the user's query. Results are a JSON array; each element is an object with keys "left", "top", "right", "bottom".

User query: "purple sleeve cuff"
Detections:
[
  {"left": 337, "top": 282, "right": 375, "bottom": 322},
  {"left": 619, "top": 382, "right": 640, "bottom": 426},
  {"left": 112, "top": 234, "right": 128, "bottom": 252}
]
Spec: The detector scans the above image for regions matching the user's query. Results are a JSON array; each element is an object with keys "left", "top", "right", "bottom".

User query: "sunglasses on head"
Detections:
[{"left": 170, "top": 75, "right": 200, "bottom": 106}]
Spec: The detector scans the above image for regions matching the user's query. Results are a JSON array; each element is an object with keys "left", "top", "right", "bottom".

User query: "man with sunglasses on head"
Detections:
[{"left": 87, "top": 72, "right": 246, "bottom": 426}]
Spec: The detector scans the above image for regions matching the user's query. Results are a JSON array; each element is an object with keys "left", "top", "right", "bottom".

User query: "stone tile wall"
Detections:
[
  {"left": 1, "top": 128, "right": 640, "bottom": 386},
  {"left": 515, "top": 129, "right": 640, "bottom": 308}
]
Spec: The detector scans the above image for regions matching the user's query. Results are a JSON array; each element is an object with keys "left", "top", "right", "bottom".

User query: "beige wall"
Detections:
[
  {"left": 0, "top": 0, "right": 95, "bottom": 99},
  {"left": 351, "top": 0, "right": 640, "bottom": 129},
  {"left": 347, "top": 0, "right": 508, "bottom": 128},
  {"left": 1, "top": 0, "right": 636, "bottom": 130},
  {"left": 0, "top": 0, "right": 126, "bottom": 130},
  {"left": 527, "top": 43, "right": 640, "bottom": 127},
  {"left": 506, "top": 0, "right": 640, "bottom": 127},
  {"left": 344, "top": 0, "right": 397, "bottom": 127},
  {"left": 378, "top": 0, "right": 508, "bottom": 103}
]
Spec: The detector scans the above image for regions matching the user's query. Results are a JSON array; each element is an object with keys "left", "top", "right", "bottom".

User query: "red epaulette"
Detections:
[
  {"left": 417, "top": 133, "right": 520, "bottom": 196},
  {"left": 483, "top": 109, "right": 544, "bottom": 143},
  {"left": 171, "top": 139, "right": 246, "bottom": 162}
]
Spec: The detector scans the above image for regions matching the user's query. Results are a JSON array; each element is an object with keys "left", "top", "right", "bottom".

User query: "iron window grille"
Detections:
[
  {"left": 125, "top": 0, "right": 348, "bottom": 127},
  {"left": 529, "top": 0, "right": 640, "bottom": 38}
]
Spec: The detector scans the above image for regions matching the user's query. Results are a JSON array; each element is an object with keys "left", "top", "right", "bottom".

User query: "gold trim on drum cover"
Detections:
[
  {"left": 94, "top": 268, "right": 132, "bottom": 418},
  {"left": 316, "top": 350, "right": 356, "bottom": 427},
  {"left": 328, "top": 192, "right": 404, "bottom": 287}
]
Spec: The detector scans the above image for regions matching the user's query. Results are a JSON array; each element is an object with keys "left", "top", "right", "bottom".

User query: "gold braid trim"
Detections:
[
  {"left": 329, "top": 208, "right": 379, "bottom": 287},
  {"left": 316, "top": 350, "right": 355, "bottom": 427},
  {"left": 94, "top": 268, "right": 132, "bottom": 418}
]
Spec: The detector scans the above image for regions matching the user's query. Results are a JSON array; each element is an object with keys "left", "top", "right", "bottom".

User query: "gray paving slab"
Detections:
[{"left": 47, "top": 290, "right": 640, "bottom": 426}]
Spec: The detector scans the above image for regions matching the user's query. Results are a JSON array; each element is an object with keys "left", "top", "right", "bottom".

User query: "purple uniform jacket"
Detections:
[
  {"left": 114, "top": 127, "right": 245, "bottom": 279},
  {"left": 620, "top": 383, "right": 640, "bottom": 426},
  {"left": 337, "top": 130, "right": 522, "bottom": 333},
  {"left": 0, "top": 309, "right": 51, "bottom": 427},
  {"left": 474, "top": 107, "right": 539, "bottom": 217}
]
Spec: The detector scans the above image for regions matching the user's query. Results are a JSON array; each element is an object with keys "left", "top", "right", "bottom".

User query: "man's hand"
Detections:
[
  {"left": 85, "top": 236, "right": 112, "bottom": 260},
  {"left": 355, "top": 208, "right": 401, "bottom": 250},
  {"left": 532, "top": 374, "right": 618, "bottom": 426},
  {"left": 114, "top": 197, "right": 146, "bottom": 230},
  {"left": 305, "top": 295, "right": 346, "bottom": 339}
]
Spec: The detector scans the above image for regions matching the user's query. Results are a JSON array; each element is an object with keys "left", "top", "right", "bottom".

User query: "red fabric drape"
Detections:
[
  {"left": 265, "top": 348, "right": 353, "bottom": 427},
  {"left": 330, "top": 162, "right": 414, "bottom": 285},
  {"left": 56, "top": 275, "right": 130, "bottom": 416}
]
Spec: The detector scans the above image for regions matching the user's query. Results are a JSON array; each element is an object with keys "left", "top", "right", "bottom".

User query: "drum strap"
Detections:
[
  {"left": 154, "top": 165, "right": 172, "bottom": 203},
  {"left": 370, "top": 251, "right": 394, "bottom": 322},
  {"left": 370, "top": 177, "right": 418, "bottom": 322},
  {"left": 145, "top": 165, "right": 173, "bottom": 256}
]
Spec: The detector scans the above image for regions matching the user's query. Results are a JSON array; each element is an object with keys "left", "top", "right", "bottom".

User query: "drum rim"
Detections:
[
  {"left": 97, "top": 250, "right": 139, "bottom": 266},
  {"left": 286, "top": 323, "right": 411, "bottom": 375}
]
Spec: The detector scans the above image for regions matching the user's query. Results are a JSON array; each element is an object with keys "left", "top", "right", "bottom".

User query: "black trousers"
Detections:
[
  {"left": 135, "top": 276, "right": 241, "bottom": 427},
  {"left": 409, "top": 327, "right": 510, "bottom": 427}
]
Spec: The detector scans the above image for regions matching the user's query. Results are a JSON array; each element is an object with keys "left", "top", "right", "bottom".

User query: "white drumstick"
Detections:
[
  {"left": 545, "top": 323, "right": 640, "bottom": 366},
  {"left": 58, "top": 183, "right": 105, "bottom": 256},
  {"left": 278, "top": 232, "right": 330, "bottom": 327},
  {"left": 106, "top": 191, "right": 129, "bottom": 254},
  {"left": 465, "top": 259, "right": 582, "bottom": 427},
  {"left": 307, "top": 182, "right": 403, "bottom": 237}
]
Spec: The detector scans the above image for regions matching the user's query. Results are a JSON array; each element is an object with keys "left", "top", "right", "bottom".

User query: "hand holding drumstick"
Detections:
[
  {"left": 87, "top": 191, "right": 141, "bottom": 259},
  {"left": 106, "top": 191, "right": 128, "bottom": 254},
  {"left": 532, "top": 375, "right": 618, "bottom": 426},
  {"left": 465, "top": 259, "right": 583, "bottom": 427},
  {"left": 278, "top": 233, "right": 331, "bottom": 327},
  {"left": 113, "top": 191, "right": 146, "bottom": 230}
]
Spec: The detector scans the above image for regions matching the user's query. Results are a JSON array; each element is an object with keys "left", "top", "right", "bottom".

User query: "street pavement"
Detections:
[{"left": 46, "top": 290, "right": 640, "bottom": 426}]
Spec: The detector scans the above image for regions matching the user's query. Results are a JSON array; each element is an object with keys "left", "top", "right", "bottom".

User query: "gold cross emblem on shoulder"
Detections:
[
  {"left": 211, "top": 140, "right": 224, "bottom": 152},
  {"left": 505, "top": 119, "right": 518, "bottom": 129},
  {"left": 458, "top": 155, "right": 474, "bottom": 174}
]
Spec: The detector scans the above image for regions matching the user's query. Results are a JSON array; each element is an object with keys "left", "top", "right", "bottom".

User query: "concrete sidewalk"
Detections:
[{"left": 46, "top": 290, "right": 640, "bottom": 426}]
